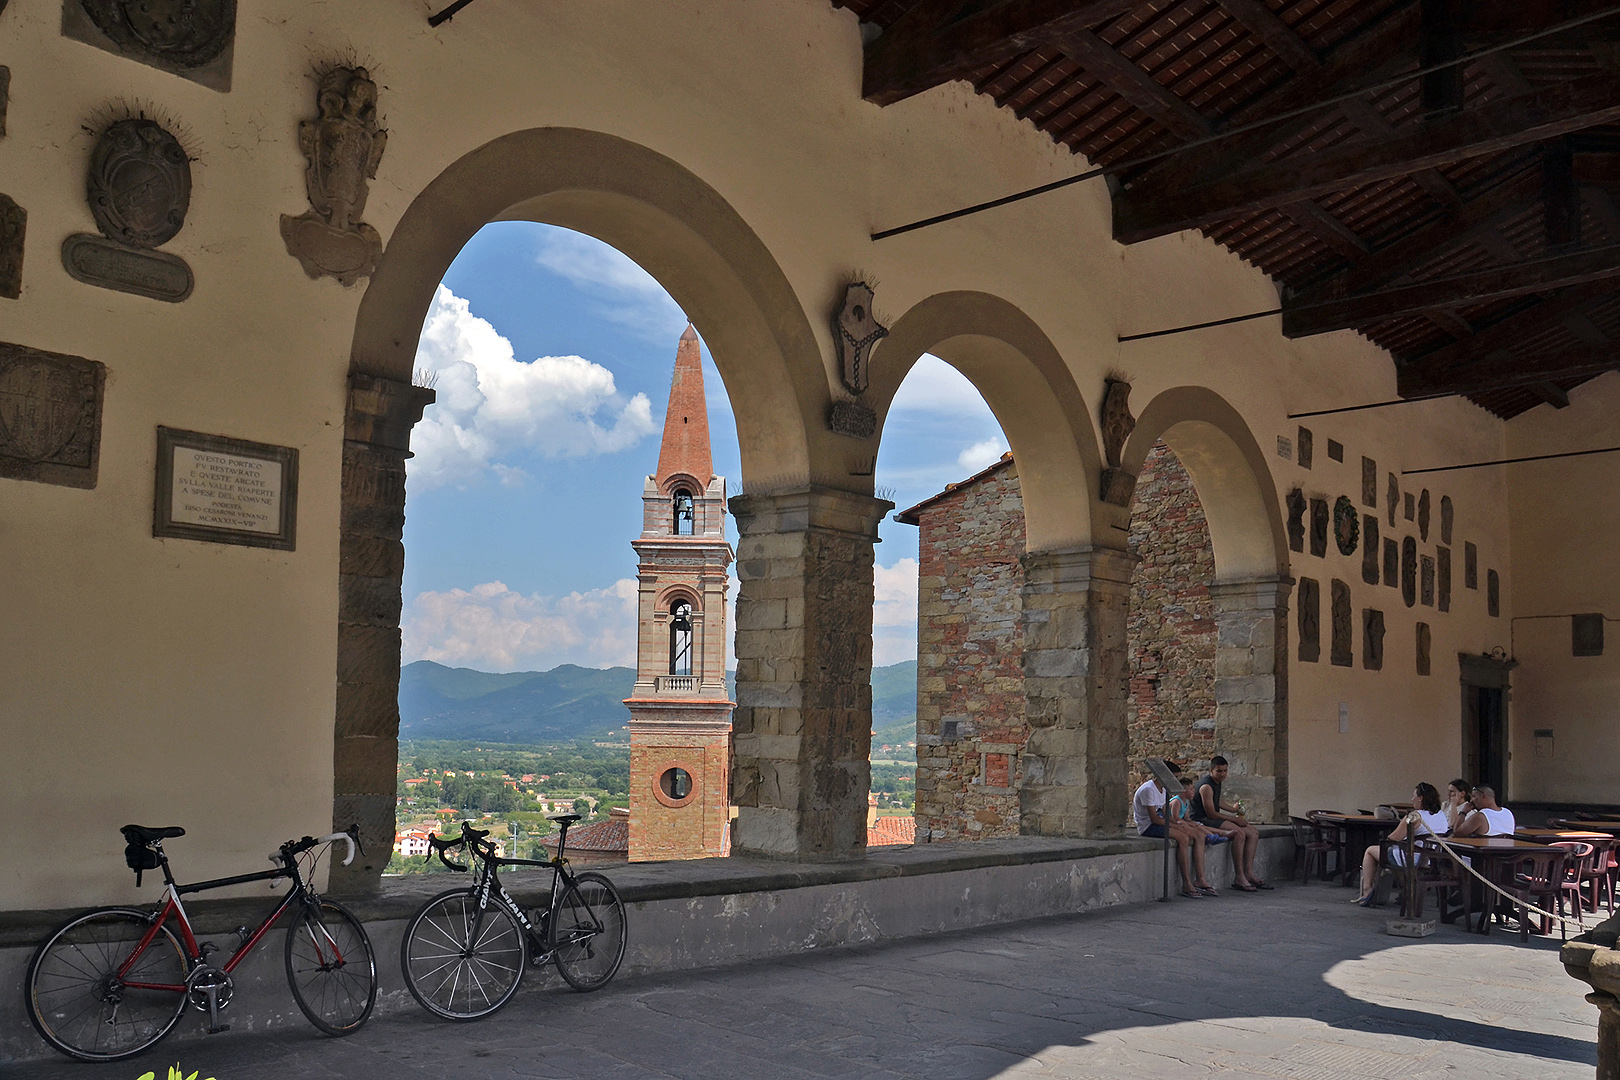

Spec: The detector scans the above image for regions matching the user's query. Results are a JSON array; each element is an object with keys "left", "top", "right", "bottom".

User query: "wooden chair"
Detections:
[
  {"left": 1407, "top": 840, "right": 1468, "bottom": 924},
  {"left": 1289, "top": 816, "right": 1336, "bottom": 883},
  {"left": 1548, "top": 842, "right": 1596, "bottom": 932},
  {"left": 1498, "top": 848, "right": 1572, "bottom": 941}
]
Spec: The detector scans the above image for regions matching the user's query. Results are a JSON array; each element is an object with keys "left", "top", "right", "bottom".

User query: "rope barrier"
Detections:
[{"left": 1382, "top": 814, "right": 1594, "bottom": 934}]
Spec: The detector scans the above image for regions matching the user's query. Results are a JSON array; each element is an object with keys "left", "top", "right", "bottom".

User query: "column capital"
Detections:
[
  {"left": 729, "top": 484, "right": 894, "bottom": 541},
  {"left": 1021, "top": 545, "right": 1137, "bottom": 593},
  {"left": 1208, "top": 575, "right": 1295, "bottom": 612},
  {"left": 345, "top": 372, "right": 437, "bottom": 453}
]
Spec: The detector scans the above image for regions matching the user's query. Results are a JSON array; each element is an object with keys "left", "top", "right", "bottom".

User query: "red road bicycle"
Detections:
[{"left": 24, "top": 824, "right": 378, "bottom": 1062}]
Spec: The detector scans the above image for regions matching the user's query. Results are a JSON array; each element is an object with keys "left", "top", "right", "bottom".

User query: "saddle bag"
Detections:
[{"left": 125, "top": 843, "right": 161, "bottom": 885}]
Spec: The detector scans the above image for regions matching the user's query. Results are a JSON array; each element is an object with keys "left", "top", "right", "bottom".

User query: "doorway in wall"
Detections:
[{"left": 1459, "top": 654, "right": 1514, "bottom": 797}]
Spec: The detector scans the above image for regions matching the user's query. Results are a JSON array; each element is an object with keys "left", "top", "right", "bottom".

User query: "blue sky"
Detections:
[{"left": 401, "top": 222, "right": 1006, "bottom": 672}]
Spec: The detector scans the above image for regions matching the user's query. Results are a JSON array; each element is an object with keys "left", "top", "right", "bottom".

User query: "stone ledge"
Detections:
[{"left": 0, "top": 827, "right": 1292, "bottom": 946}]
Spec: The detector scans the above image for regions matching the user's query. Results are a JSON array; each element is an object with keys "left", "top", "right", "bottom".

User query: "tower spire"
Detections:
[{"left": 655, "top": 323, "right": 713, "bottom": 485}]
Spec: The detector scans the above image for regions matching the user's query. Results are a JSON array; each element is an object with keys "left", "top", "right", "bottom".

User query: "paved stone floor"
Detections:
[{"left": 13, "top": 884, "right": 1599, "bottom": 1080}]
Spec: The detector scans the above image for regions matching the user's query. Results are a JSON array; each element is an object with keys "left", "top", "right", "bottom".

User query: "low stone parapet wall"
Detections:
[{"left": 0, "top": 827, "right": 1292, "bottom": 1062}]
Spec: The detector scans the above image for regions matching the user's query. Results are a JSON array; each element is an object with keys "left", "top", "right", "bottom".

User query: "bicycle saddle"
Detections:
[
  {"left": 121, "top": 824, "right": 186, "bottom": 844},
  {"left": 548, "top": 814, "right": 582, "bottom": 826}
]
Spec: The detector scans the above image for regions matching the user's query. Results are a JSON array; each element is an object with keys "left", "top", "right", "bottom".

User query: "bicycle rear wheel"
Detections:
[
  {"left": 400, "top": 887, "right": 527, "bottom": 1020},
  {"left": 285, "top": 898, "right": 377, "bottom": 1035},
  {"left": 549, "top": 872, "right": 626, "bottom": 991},
  {"left": 25, "top": 907, "right": 188, "bottom": 1062}
]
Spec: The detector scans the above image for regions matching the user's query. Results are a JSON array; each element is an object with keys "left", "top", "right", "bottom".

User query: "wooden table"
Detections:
[
  {"left": 1552, "top": 820, "right": 1620, "bottom": 833},
  {"left": 1516, "top": 828, "right": 1611, "bottom": 842},
  {"left": 1314, "top": 814, "right": 1401, "bottom": 886},
  {"left": 1430, "top": 836, "right": 1558, "bottom": 934}
]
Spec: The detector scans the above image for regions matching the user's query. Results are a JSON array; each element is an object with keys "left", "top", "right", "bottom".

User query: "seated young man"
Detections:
[
  {"left": 1132, "top": 766, "right": 1215, "bottom": 898},
  {"left": 1452, "top": 784, "right": 1515, "bottom": 837},
  {"left": 1191, "top": 755, "right": 1269, "bottom": 891}
]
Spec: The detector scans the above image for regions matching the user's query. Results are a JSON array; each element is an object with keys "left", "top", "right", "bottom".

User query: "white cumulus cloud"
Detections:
[
  {"left": 873, "top": 558, "right": 919, "bottom": 667},
  {"left": 403, "top": 579, "right": 640, "bottom": 672},
  {"left": 409, "top": 285, "right": 656, "bottom": 490},
  {"left": 888, "top": 354, "right": 994, "bottom": 414},
  {"left": 957, "top": 437, "right": 1009, "bottom": 472},
  {"left": 534, "top": 228, "right": 688, "bottom": 341}
]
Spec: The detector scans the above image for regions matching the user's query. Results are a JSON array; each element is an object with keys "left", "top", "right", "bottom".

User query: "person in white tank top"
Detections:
[
  {"left": 1356, "top": 782, "right": 1449, "bottom": 905},
  {"left": 1454, "top": 785, "right": 1516, "bottom": 837}
]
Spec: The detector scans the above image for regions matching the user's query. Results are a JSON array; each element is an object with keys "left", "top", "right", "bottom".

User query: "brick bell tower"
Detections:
[{"left": 624, "top": 324, "right": 734, "bottom": 861}]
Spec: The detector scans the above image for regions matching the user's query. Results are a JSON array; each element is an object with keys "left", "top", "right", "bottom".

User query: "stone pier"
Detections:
[
  {"left": 331, "top": 373, "right": 435, "bottom": 895},
  {"left": 1565, "top": 913, "right": 1620, "bottom": 1080},
  {"left": 1209, "top": 577, "right": 1292, "bottom": 824},
  {"left": 1019, "top": 546, "right": 1136, "bottom": 837},
  {"left": 728, "top": 485, "right": 892, "bottom": 860}
]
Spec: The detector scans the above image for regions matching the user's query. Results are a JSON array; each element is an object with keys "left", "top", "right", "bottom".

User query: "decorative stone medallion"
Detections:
[
  {"left": 63, "top": 0, "right": 235, "bottom": 90},
  {"left": 826, "top": 399, "right": 877, "bottom": 440},
  {"left": 1333, "top": 495, "right": 1359, "bottom": 555},
  {"left": 88, "top": 119, "right": 190, "bottom": 247},
  {"left": 281, "top": 66, "right": 386, "bottom": 288},
  {"left": 0, "top": 341, "right": 106, "bottom": 488},
  {"left": 833, "top": 281, "right": 886, "bottom": 396},
  {"left": 63, "top": 118, "right": 195, "bottom": 301},
  {"left": 0, "top": 193, "right": 23, "bottom": 299}
]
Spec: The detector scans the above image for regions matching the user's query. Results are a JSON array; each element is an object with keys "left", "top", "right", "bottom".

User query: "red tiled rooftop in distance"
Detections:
[
  {"left": 548, "top": 817, "right": 629, "bottom": 854},
  {"left": 655, "top": 323, "right": 713, "bottom": 486},
  {"left": 867, "top": 816, "right": 916, "bottom": 847}
]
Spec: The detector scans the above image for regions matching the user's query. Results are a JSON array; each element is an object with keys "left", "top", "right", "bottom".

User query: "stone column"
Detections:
[
  {"left": 1019, "top": 546, "right": 1135, "bottom": 838},
  {"left": 728, "top": 485, "right": 893, "bottom": 861},
  {"left": 1563, "top": 918, "right": 1620, "bottom": 1080},
  {"left": 330, "top": 373, "right": 435, "bottom": 895},
  {"left": 1208, "top": 577, "right": 1292, "bottom": 824}
]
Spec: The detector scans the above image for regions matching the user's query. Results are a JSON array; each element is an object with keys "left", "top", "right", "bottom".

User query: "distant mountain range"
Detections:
[{"left": 400, "top": 659, "right": 918, "bottom": 746}]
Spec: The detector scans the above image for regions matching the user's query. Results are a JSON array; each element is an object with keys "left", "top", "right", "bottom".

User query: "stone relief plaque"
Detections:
[
  {"left": 1436, "top": 546, "right": 1451, "bottom": 613},
  {"left": 1416, "top": 622, "right": 1431, "bottom": 676},
  {"left": 1333, "top": 495, "right": 1359, "bottom": 556},
  {"left": 154, "top": 427, "right": 297, "bottom": 550},
  {"left": 1486, "top": 569, "right": 1500, "bottom": 617},
  {"left": 281, "top": 66, "right": 386, "bottom": 287},
  {"left": 0, "top": 193, "right": 23, "bottom": 298},
  {"left": 1464, "top": 541, "right": 1478, "bottom": 589},
  {"left": 1401, "top": 536, "right": 1417, "bottom": 608},
  {"left": 63, "top": 118, "right": 194, "bottom": 301},
  {"left": 1297, "top": 577, "right": 1320, "bottom": 663},
  {"left": 1361, "top": 456, "right": 1377, "bottom": 506},
  {"left": 833, "top": 280, "right": 887, "bottom": 396},
  {"left": 1363, "top": 608, "right": 1384, "bottom": 671},
  {"left": 62, "top": 0, "right": 235, "bottom": 91},
  {"left": 1329, "top": 579, "right": 1353, "bottom": 667},
  {"left": 1285, "top": 488, "right": 1306, "bottom": 553},
  {"left": 0, "top": 65, "right": 9, "bottom": 139},
  {"left": 1383, "top": 537, "right": 1398, "bottom": 588},
  {"left": 1297, "top": 426, "right": 1313, "bottom": 469},
  {"left": 1439, "top": 495, "right": 1453, "bottom": 545},
  {"left": 1417, "top": 489, "right": 1431, "bottom": 541},
  {"left": 0, "top": 341, "right": 106, "bottom": 488},
  {"left": 826, "top": 399, "right": 876, "bottom": 440},
  {"left": 1420, "top": 554, "right": 1435, "bottom": 606},
  {"left": 1386, "top": 472, "right": 1398, "bottom": 527},
  {"left": 1361, "top": 515, "right": 1380, "bottom": 584},
  {"left": 1309, "top": 497, "right": 1328, "bottom": 558}
]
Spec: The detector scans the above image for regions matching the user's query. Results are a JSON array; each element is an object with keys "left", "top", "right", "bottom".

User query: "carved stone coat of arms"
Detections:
[{"left": 281, "top": 66, "right": 387, "bottom": 287}]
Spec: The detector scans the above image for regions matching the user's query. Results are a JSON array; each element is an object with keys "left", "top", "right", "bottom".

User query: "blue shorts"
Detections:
[{"left": 1141, "top": 824, "right": 1168, "bottom": 838}]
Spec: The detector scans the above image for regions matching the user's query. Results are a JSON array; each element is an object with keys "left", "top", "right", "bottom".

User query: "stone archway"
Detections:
[
  {"left": 865, "top": 293, "right": 1133, "bottom": 839},
  {"left": 332, "top": 128, "right": 827, "bottom": 890},
  {"left": 1119, "top": 387, "right": 1293, "bottom": 822}
]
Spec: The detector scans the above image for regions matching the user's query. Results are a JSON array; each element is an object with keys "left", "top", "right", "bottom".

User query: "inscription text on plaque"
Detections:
[{"left": 154, "top": 428, "right": 297, "bottom": 550}]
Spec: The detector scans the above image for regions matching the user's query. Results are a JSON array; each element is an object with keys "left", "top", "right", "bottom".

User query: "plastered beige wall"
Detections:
[
  {"left": 1505, "top": 372, "right": 1620, "bottom": 805},
  {"left": 0, "top": 0, "right": 1568, "bottom": 907}
]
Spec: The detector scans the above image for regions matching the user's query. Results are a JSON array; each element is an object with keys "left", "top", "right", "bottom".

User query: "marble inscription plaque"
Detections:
[
  {"left": 154, "top": 427, "right": 297, "bottom": 549},
  {"left": 0, "top": 341, "right": 105, "bottom": 488},
  {"left": 62, "top": 234, "right": 193, "bottom": 302}
]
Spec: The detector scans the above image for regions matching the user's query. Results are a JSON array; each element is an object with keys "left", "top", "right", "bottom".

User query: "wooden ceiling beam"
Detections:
[
  {"left": 1115, "top": 73, "right": 1620, "bottom": 243},
  {"left": 1216, "top": 0, "right": 1321, "bottom": 73},
  {"left": 1397, "top": 279, "right": 1617, "bottom": 382},
  {"left": 862, "top": 0, "right": 1139, "bottom": 106},
  {"left": 1283, "top": 243, "right": 1620, "bottom": 337},
  {"left": 1053, "top": 29, "right": 1211, "bottom": 139},
  {"left": 1526, "top": 380, "right": 1572, "bottom": 408},
  {"left": 1398, "top": 342, "right": 1620, "bottom": 396}
]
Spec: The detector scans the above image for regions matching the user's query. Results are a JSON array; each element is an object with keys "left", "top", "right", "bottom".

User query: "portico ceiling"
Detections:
[{"left": 840, "top": 0, "right": 1620, "bottom": 418}]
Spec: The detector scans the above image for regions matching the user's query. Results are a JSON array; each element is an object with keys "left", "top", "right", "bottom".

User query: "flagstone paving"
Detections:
[{"left": 14, "top": 884, "right": 1598, "bottom": 1079}]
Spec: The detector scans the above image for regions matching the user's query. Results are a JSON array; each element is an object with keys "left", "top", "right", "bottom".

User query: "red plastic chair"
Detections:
[
  {"left": 1548, "top": 842, "right": 1595, "bottom": 932},
  {"left": 1501, "top": 848, "right": 1573, "bottom": 941}
]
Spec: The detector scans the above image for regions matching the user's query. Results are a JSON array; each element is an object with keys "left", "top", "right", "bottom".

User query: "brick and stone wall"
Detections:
[
  {"left": 1125, "top": 441, "right": 1217, "bottom": 794},
  {"left": 908, "top": 442, "right": 1217, "bottom": 840},
  {"left": 912, "top": 459, "right": 1028, "bottom": 841}
]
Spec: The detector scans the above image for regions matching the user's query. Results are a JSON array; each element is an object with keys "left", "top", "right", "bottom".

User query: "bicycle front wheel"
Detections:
[
  {"left": 25, "top": 907, "right": 188, "bottom": 1062},
  {"left": 401, "top": 887, "right": 528, "bottom": 1020},
  {"left": 549, "top": 872, "right": 627, "bottom": 992},
  {"left": 285, "top": 897, "right": 377, "bottom": 1035}
]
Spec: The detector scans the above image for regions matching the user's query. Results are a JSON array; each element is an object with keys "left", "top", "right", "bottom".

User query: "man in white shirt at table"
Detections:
[
  {"left": 1132, "top": 766, "right": 1215, "bottom": 898},
  {"left": 1453, "top": 785, "right": 1516, "bottom": 837}
]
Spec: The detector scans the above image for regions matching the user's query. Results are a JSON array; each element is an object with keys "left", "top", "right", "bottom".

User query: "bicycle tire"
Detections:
[
  {"left": 284, "top": 897, "right": 377, "bottom": 1035},
  {"left": 25, "top": 907, "right": 188, "bottom": 1062},
  {"left": 549, "top": 871, "right": 627, "bottom": 992},
  {"left": 400, "top": 887, "right": 527, "bottom": 1020}
]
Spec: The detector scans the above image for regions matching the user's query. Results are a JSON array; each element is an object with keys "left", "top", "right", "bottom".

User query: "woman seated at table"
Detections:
[
  {"left": 1355, "top": 783, "right": 1448, "bottom": 905},
  {"left": 1443, "top": 779, "right": 1474, "bottom": 834},
  {"left": 1452, "top": 784, "right": 1515, "bottom": 837}
]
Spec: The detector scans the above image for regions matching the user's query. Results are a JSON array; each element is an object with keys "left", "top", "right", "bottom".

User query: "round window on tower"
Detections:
[{"left": 654, "top": 765, "right": 697, "bottom": 808}]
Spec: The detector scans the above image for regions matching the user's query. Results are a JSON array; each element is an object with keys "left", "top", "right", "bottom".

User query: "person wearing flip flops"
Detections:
[
  {"left": 1192, "top": 756, "right": 1271, "bottom": 892},
  {"left": 1131, "top": 763, "right": 1218, "bottom": 899}
]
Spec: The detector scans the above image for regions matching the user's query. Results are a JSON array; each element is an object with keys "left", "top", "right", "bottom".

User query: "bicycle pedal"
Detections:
[{"left": 207, "top": 1023, "right": 231, "bottom": 1034}]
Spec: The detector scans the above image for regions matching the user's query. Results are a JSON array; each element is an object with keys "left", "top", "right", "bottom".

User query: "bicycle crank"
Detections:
[{"left": 186, "top": 964, "right": 235, "bottom": 1033}]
